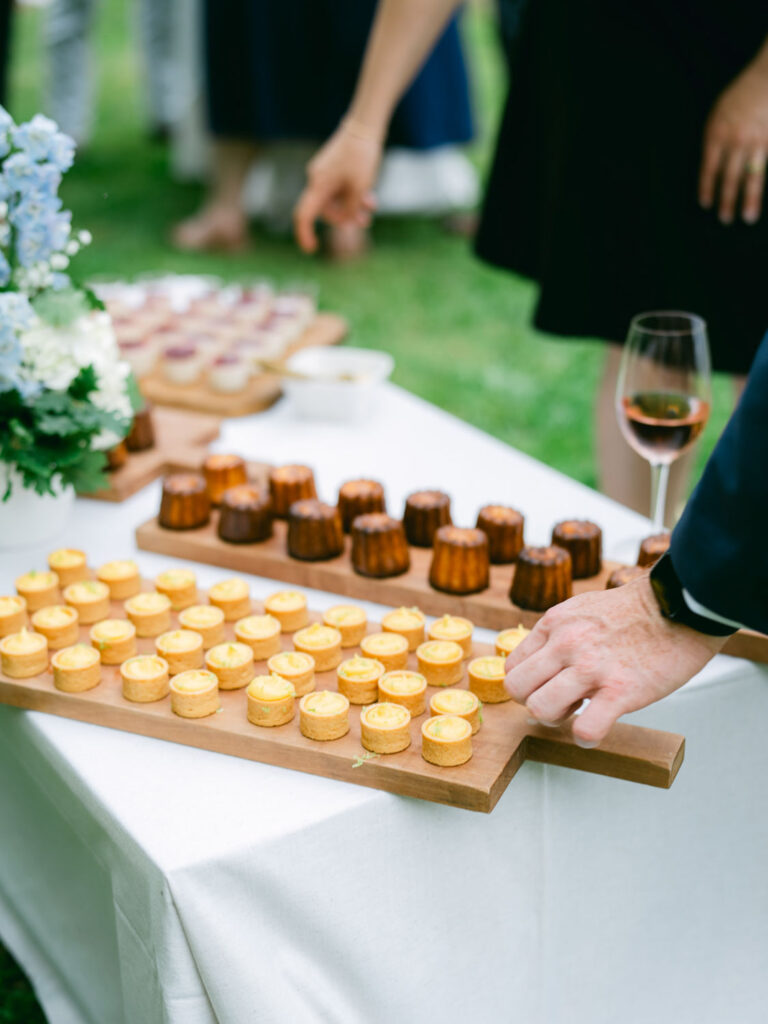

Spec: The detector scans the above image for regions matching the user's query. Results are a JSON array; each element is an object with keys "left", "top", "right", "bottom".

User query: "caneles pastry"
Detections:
[
  {"left": 337, "top": 479, "right": 386, "bottom": 532},
  {"left": 287, "top": 499, "right": 345, "bottom": 561},
  {"left": 606, "top": 565, "right": 647, "bottom": 589},
  {"left": 476, "top": 505, "right": 524, "bottom": 564},
  {"left": 159, "top": 473, "right": 211, "bottom": 530},
  {"left": 218, "top": 485, "right": 273, "bottom": 543},
  {"left": 511, "top": 545, "right": 572, "bottom": 611},
  {"left": 202, "top": 453, "right": 248, "bottom": 505},
  {"left": 637, "top": 533, "right": 670, "bottom": 568},
  {"left": 429, "top": 526, "right": 490, "bottom": 595},
  {"left": 351, "top": 513, "right": 410, "bottom": 578},
  {"left": 125, "top": 405, "right": 155, "bottom": 452},
  {"left": 106, "top": 441, "right": 128, "bottom": 470},
  {"left": 551, "top": 520, "right": 602, "bottom": 578},
  {"left": 269, "top": 464, "right": 317, "bottom": 518},
  {"left": 403, "top": 490, "right": 451, "bottom": 547}
]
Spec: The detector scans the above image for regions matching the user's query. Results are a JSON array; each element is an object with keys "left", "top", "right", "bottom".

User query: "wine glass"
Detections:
[{"left": 616, "top": 311, "right": 712, "bottom": 537}]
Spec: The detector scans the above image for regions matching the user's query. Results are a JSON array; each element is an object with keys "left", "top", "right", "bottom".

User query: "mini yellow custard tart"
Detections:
[
  {"left": 378, "top": 670, "right": 428, "bottom": 716},
  {"left": 416, "top": 640, "right": 464, "bottom": 687},
  {"left": 47, "top": 548, "right": 88, "bottom": 587},
  {"left": 124, "top": 592, "right": 172, "bottom": 637},
  {"left": 15, "top": 571, "right": 60, "bottom": 612},
  {"left": 381, "top": 606, "right": 426, "bottom": 651},
  {"left": 0, "top": 596, "right": 28, "bottom": 637},
  {"left": 430, "top": 688, "right": 482, "bottom": 733},
  {"left": 360, "top": 701, "right": 412, "bottom": 754},
  {"left": 234, "top": 614, "right": 282, "bottom": 659},
  {"left": 31, "top": 604, "right": 79, "bottom": 649},
  {"left": 421, "top": 714, "right": 473, "bottom": 766},
  {"left": 0, "top": 629, "right": 48, "bottom": 677},
  {"left": 51, "top": 643, "right": 101, "bottom": 693},
  {"left": 208, "top": 577, "right": 252, "bottom": 620},
  {"left": 170, "top": 669, "right": 220, "bottom": 719},
  {"left": 468, "top": 655, "right": 510, "bottom": 704},
  {"left": 266, "top": 650, "right": 315, "bottom": 697},
  {"left": 63, "top": 580, "right": 111, "bottom": 624},
  {"left": 299, "top": 689, "right": 350, "bottom": 741},
  {"left": 154, "top": 568, "right": 198, "bottom": 610},
  {"left": 427, "top": 614, "right": 474, "bottom": 657},
  {"left": 495, "top": 625, "right": 530, "bottom": 658},
  {"left": 178, "top": 604, "right": 225, "bottom": 649},
  {"left": 246, "top": 673, "right": 296, "bottom": 728},
  {"left": 292, "top": 623, "right": 342, "bottom": 672},
  {"left": 121, "top": 655, "right": 170, "bottom": 702},
  {"left": 155, "top": 629, "right": 204, "bottom": 675},
  {"left": 96, "top": 559, "right": 141, "bottom": 600},
  {"left": 336, "top": 655, "right": 385, "bottom": 705},
  {"left": 263, "top": 590, "right": 309, "bottom": 632},
  {"left": 359, "top": 631, "right": 409, "bottom": 671},
  {"left": 321, "top": 604, "right": 367, "bottom": 647},
  {"left": 205, "top": 641, "right": 255, "bottom": 690},
  {"left": 90, "top": 618, "right": 137, "bottom": 665}
]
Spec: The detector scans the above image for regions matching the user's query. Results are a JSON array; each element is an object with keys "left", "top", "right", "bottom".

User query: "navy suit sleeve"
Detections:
[{"left": 670, "top": 331, "right": 768, "bottom": 635}]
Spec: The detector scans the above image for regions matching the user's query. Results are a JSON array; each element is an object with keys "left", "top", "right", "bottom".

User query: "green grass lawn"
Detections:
[{"left": 0, "top": 2, "right": 738, "bottom": 1020}]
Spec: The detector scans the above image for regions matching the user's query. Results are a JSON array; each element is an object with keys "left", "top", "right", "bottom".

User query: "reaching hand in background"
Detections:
[{"left": 504, "top": 577, "right": 727, "bottom": 746}]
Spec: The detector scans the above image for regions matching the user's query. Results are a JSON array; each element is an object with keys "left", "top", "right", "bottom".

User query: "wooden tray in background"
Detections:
[
  {"left": 0, "top": 582, "right": 684, "bottom": 812},
  {"left": 135, "top": 516, "right": 768, "bottom": 664},
  {"left": 139, "top": 312, "right": 348, "bottom": 416},
  {"left": 84, "top": 408, "right": 222, "bottom": 503}
]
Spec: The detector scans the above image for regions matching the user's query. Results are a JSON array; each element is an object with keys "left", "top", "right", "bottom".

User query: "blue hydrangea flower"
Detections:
[
  {"left": 0, "top": 105, "right": 13, "bottom": 160},
  {"left": 0, "top": 247, "right": 10, "bottom": 287},
  {"left": 11, "top": 114, "right": 75, "bottom": 171},
  {"left": 0, "top": 291, "right": 35, "bottom": 331}
]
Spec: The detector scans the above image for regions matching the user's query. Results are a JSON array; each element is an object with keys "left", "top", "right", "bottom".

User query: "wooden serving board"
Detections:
[
  {"left": 139, "top": 313, "right": 348, "bottom": 416},
  {"left": 84, "top": 408, "right": 222, "bottom": 503},
  {"left": 135, "top": 517, "right": 768, "bottom": 664},
  {"left": 0, "top": 581, "right": 684, "bottom": 812}
]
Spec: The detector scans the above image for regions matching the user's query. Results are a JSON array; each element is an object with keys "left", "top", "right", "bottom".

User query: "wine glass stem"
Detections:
[{"left": 650, "top": 462, "right": 670, "bottom": 533}]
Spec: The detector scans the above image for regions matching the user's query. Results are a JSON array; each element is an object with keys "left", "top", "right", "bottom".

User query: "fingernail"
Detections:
[
  {"left": 527, "top": 716, "right": 558, "bottom": 728},
  {"left": 743, "top": 210, "right": 758, "bottom": 224},
  {"left": 574, "top": 737, "right": 598, "bottom": 749},
  {"left": 719, "top": 214, "right": 733, "bottom": 225}
]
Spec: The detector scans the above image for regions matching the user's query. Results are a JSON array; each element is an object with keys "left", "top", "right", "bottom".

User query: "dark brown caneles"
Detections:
[
  {"left": 429, "top": 526, "right": 490, "bottom": 595},
  {"left": 511, "top": 545, "right": 572, "bottom": 611},
  {"left": 351, "top": 513, "right": 410, "bottom": 578},
  {"left": 476, "top": 505, "right": 524, "bottom": 564},
  {"left": 125, "top": 406, "right": 155, "bottom": 452},
  {"left": 202, "top": 454, "right": 248, "bottom": 506},
  {"left": 269, "top": 464, "right": 317, "bottom": 518},
  {"left": 218, "top": 485, "right": 273, "bottom": 543},
  {"left": 287, "top": 499, "right": 344, "bottom": 561},
  {"left": 551, "top": 520, "right": 602, "bottom": 578},
  {"left": 337, "top": 479, "right": 386, "bottom": 532},
  {"left": 159, "top": 473, "right": 211, "bottom": 530},
  {"left": 606, "top": 565, "right": 647, "bottom": 589},
  {"left": 106, "top": 441, "right": 128, "bottom": 470},
  {"left": 403, "top": 490, "right": 452, "bottom": 547},
  {"left": 637, "top": 533, "right": 670, "bottom": 568}
]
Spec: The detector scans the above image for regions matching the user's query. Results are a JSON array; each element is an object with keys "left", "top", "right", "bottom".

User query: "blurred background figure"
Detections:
[
  {"left": 43, "top": 0, "right": 175, "bottom": 145},
  {"left": 173, "top": 0, "right": 477, "bottom": 258}
]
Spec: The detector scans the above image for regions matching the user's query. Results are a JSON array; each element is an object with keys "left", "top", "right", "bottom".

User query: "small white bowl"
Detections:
[{"left": 283, "top": 346, "right": 394, "bottom": 421}]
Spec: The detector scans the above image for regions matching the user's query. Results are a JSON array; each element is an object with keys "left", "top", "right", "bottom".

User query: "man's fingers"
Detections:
[
  {"left": 504, "top": 625, "right": 547, "bottom": 676},
  {"left": 504, "top": 644, "right": 564, "bottom": 704},
  {"left": 525, "top": 668, "right": 590, "bottom": 726},
  {"left": 742, "top": 150, "right": 766, "bottom": 223},
  {"left": 571, "top": 691, "right": 628, "bottom": 748},
  {"left": 718, "top": 147, "right": 747, "bottom": 223},
  {"left": 699, "top": 137, "right": 724, "bottom": 208},
  {"left": 294, "top": 184, "right": 327, "bottom": 253}
]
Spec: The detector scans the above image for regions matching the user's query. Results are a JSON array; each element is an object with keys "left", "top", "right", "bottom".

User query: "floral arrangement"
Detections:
[{"left": 0, "top": 107, "right": 134, "bottom": 500}]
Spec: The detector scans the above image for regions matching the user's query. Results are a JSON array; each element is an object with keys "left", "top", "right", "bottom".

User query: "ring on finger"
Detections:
[{"left": 746, "top": 154, "right": 766, "bottom": 175}]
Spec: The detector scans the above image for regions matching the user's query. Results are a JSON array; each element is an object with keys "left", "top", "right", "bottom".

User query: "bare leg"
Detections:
[
  {"left": 596, "top": 343, "right": 696, "bottom": 527},
  {"left": 173, "top": 139, "right": 258, "bottom": 251}
]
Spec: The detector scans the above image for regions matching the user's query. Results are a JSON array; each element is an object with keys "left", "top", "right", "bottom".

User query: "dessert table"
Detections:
[{"left": 1, "top": 383, "right": 767, "bottom": 1024}]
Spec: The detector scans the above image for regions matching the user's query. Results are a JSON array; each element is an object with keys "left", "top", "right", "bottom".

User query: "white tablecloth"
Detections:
[{"left": 1, "top": 384, "right": 767, "bottom": 1024}]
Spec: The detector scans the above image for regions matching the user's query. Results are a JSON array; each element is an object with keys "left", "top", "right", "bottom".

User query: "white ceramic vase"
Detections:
[{"left": 0, "top": 466, "right": 75, "bottom": 549}]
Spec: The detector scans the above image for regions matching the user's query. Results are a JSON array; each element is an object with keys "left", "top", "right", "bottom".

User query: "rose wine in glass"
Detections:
[{"left": 616, "top": 312, "right": 711, "bottom": 535}]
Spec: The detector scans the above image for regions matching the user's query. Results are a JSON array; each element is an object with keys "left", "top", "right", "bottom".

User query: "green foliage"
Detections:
[{"left": 31, "top": 286, "right": 93, "bottom": 327}]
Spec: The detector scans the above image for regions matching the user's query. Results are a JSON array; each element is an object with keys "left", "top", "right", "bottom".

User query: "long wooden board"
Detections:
[
  {"left": 84, "top": 408, "right": 222, "bottom": 502},
  {"left": 135, "top": 516, "right": 768, "bottom": 663},
  {"left": 0, "top": 581, "right": 684, "bottom": 811},
  {"left": 139, "top": 313, "right": 348, "bottom": 416}
]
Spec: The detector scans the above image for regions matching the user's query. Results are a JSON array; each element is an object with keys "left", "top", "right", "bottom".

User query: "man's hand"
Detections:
[
  {"left": 699, "top": 61, "right": 768, "bottom": 224},
  {"left": 294, "top": 125, "right": 382, "bottom": 254},
  {"left": 504, "top": 577, "right": 727, "bottom": 747}
]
